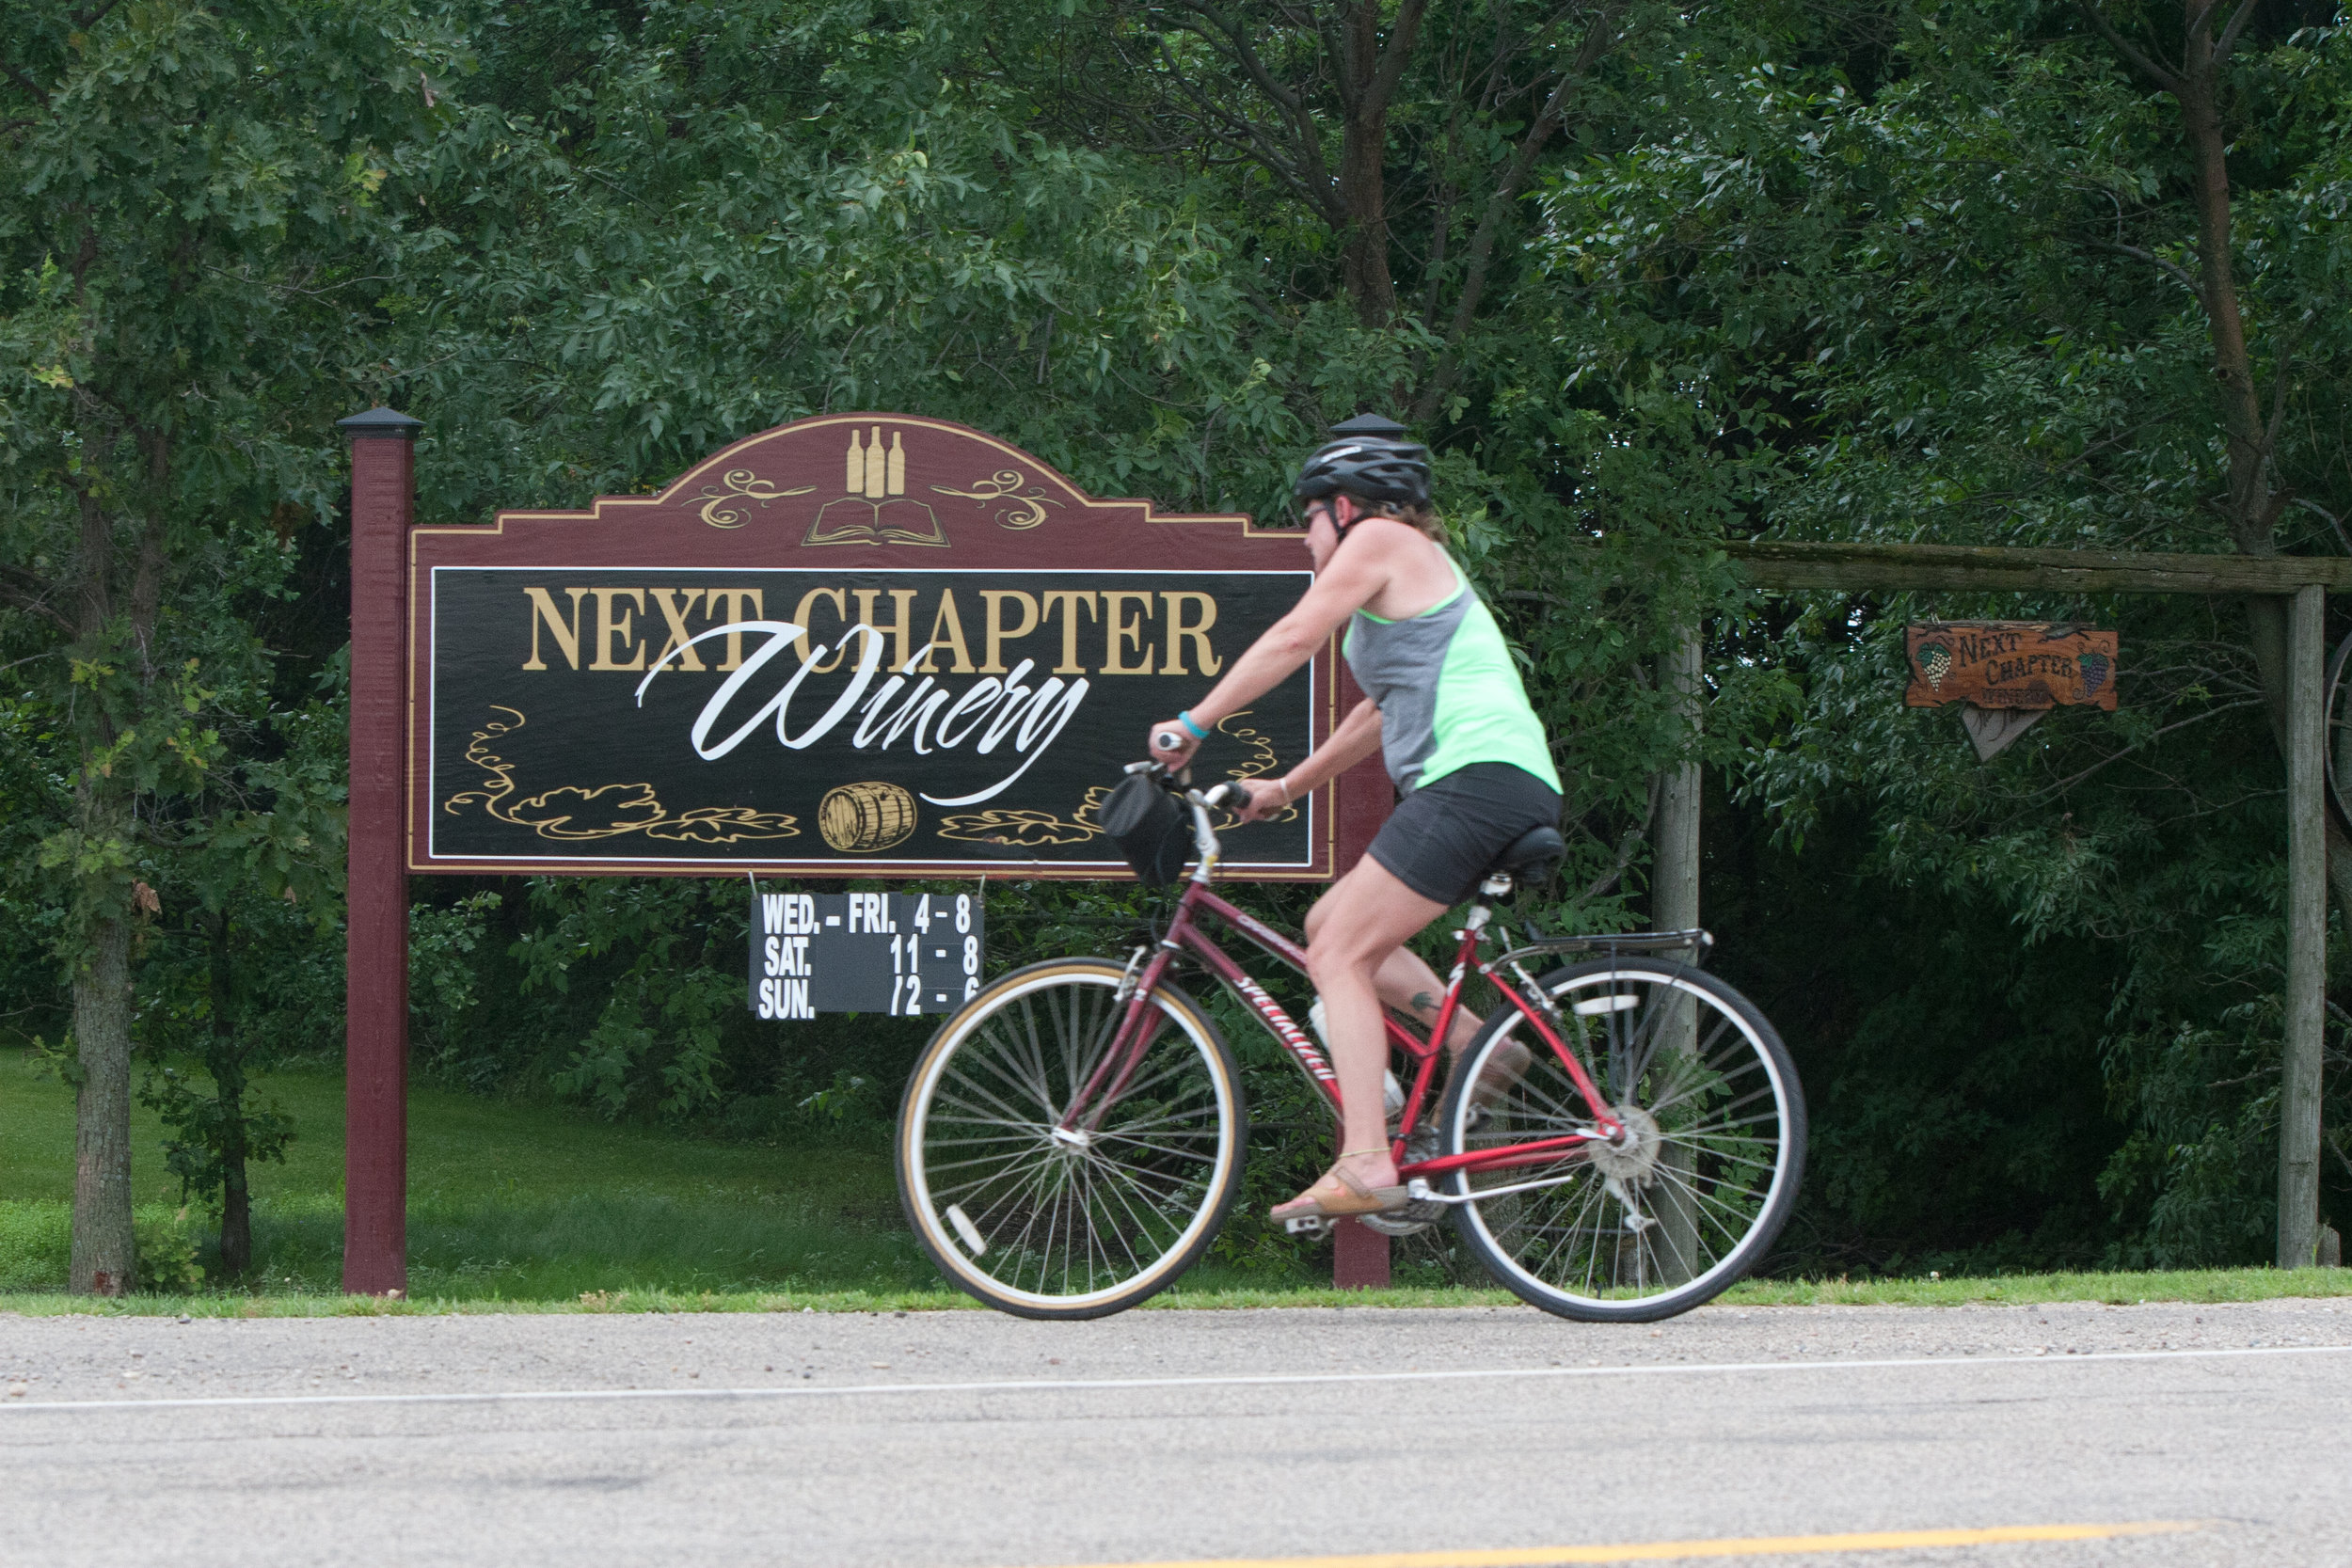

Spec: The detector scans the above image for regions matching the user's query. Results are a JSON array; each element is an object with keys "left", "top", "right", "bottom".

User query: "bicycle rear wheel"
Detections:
[
  {"left": 897, "top": 958, "right": 1246, "bottom": 1319},
  {"left": 1438, "top": 958, "right": 1804, "bottom": 1323}
]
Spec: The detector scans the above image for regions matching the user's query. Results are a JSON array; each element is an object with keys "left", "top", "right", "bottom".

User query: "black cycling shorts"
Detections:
[{"left": 1367, "top": 761, "right": 1563, "bottom": 906}]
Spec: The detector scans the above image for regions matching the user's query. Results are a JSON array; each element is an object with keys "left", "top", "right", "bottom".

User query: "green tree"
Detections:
[
  {"left": 0, "top": 0, "right": 458, "bottom": 1291},
  {"left": 1016, "top": 0, "right": 1640, "bottom": 400},
  {"left": 320, "top": 0, "right": 1784, "bottom": 1146},
  {"left": 137, "top": 674, "right": 346, "bottom": 1278},
  {"left": 1534, "top": 0, "right": 2351, "bottom": 1261},
  {"left": 2073, "top": 0, "right": 2352, "bottom": 903}
]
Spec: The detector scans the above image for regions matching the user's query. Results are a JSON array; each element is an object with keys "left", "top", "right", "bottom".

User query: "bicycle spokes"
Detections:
[
  {"left": 909, "top": 967, "right": 1240, "bottom": 1310},
  {"left": 1450, "top": 963, "right": 1801, "bottom": 1315}
]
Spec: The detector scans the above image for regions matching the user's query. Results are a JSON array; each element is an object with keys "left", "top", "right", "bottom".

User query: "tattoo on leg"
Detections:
[{"left": 1411, "top": 990, "right": 1439, "bottom": 1018}]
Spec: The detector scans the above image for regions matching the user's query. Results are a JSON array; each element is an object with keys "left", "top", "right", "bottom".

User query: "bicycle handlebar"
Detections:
[
  {"left": 1120, "top": 764, "right": 1254, "bottom": 881},
  {"left": 1199, "top": 781, "right": 1248, "bottom": 812}
]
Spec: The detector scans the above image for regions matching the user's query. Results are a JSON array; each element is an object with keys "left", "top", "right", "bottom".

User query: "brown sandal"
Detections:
[
  {"left": 1269, "top": 1150, "right": 1406, "bottom": 1221},
  {"left": 1469, "top": 1041, "right": 1536, "bottom": 1115}
]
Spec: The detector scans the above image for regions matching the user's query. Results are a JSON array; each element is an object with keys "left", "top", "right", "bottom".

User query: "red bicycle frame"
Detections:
[{"left": 1059, "top": 877, "right": 1625, "bottom": 1180}]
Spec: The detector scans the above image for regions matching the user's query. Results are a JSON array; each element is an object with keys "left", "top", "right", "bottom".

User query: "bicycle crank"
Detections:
[{"left": 1280, "top": 1207, "right": 1432, "bottom": 1239}]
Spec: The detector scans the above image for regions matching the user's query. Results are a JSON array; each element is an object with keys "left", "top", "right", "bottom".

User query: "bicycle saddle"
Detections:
[{"left": 1486, "top": 824, "right": 1565, "bottom": 880}]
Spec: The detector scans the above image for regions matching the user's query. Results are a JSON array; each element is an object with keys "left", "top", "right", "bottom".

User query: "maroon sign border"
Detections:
[{"left": 405, "top": 413, "right": 1387, "bottom": 880}]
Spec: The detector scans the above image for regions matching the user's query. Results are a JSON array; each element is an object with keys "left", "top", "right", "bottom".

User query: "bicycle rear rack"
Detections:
[{"left": 1488, "top": 927, "right": 1712, "bottom": 972}]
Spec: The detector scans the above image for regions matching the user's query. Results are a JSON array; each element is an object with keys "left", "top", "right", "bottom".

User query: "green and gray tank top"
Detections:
[{"left": 1343, "top": 552, "right": 1562, "bottom": 796}]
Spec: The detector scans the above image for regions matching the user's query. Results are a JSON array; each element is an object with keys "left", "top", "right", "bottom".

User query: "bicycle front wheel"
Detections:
[
  {"left": 897, "top": 958, "right": 1246, "bottom": 1319},
  {"left": 1438, "top": 958, "right": 1804, "bottom": 1323}
]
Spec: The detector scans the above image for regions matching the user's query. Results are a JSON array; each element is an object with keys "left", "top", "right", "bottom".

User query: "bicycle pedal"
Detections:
[{"left": 1283, "top": 1214, "right": 1332, "bottom": 1238}]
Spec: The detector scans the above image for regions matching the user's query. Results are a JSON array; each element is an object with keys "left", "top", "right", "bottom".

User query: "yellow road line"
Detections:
[{"left": 1041, "top": 1520, "right": 2202, "bottom": 1568}]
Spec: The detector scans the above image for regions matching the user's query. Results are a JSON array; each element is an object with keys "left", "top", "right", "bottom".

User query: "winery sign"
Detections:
[
  {"left": 409, "top": 414, "right": 1359, "bottom": 879},
  {"left": 1903, "top": 622, "right": 2119, "bottom": 710}
]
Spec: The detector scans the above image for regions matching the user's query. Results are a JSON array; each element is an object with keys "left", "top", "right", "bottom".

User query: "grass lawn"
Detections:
[
  {"left": 8, "top": 1047, "right": 2350, "bottom": 1315},
  {"left": 0, "top": 1048, "right": 929, "bottom": 1300}
]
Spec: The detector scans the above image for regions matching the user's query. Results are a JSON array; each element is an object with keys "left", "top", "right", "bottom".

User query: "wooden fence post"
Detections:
[
  {"left": 2280, "top": 584, "right": 2325, "bottom": 1268},
  {"left": 1656, "top": 615, "right": 1704, "bottom": 933},
  {"left": 1653, "top": 614, "right": 1704, "bottom": 1279},
  {"left": 340, "top": 407, "right": 419, "bottom": 1296}
]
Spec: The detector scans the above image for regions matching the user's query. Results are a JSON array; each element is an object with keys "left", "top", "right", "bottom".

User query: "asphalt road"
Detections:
[{"left": 4, "top": 1297, "right": 2348, "bottom": 1568}]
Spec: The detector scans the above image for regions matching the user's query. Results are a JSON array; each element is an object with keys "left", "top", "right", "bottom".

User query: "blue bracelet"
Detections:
[{"left": 1178, "top": 710, "right": 1210, "bottom": 740}]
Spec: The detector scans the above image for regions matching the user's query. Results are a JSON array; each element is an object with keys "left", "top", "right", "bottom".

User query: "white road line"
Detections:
[{"left": 2, "top": 1340, "right": 2344, "bottom": 1417}]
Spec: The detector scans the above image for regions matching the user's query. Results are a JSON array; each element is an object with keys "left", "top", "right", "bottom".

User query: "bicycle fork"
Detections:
[{"left": 1059, "top": 942, "right": 1183, "bottom": 1137}]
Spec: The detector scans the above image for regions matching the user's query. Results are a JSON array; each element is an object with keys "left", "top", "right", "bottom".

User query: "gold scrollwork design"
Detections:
[
  {"left": 1215, "top": 710, "right": 1299, "bottom": 821},
  {"left": 935, "top": 808, "right": 1102, "bottom": 847},
  {"left": 936, "top": 745, "right": 1295, "bottom": 849},
  {"left": 444, "top": 707, "right": 800, "bottom": 844},
  {"left": 930, "top": 469, "right": 1062, "bottom": 530},
  {"left": 695, "top": 468, "right": 816, "bottom": 529}
]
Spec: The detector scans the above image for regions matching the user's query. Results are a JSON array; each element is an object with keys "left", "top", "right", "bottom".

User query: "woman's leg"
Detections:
[
  {"left": 1303, "top": 892, "right": 1481, "bottom": 1054},
  {"left": 1297, "top": 857, "right": 1450, "bottom": 1192}
]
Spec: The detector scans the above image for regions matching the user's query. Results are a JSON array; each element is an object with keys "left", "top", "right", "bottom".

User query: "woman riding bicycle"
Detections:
[{"left": 1147, "top": 420, "right": 1563, "bottom": 1226}]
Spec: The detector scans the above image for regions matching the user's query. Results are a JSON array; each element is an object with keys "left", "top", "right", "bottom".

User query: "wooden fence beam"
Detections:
[{"left": 1726, "top": 541, "right": 2352, "bottom": 595}]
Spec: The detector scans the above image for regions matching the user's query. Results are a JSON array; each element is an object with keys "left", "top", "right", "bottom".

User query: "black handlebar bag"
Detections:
[{"left": 1098, "top": 773, "right": 1190, "bottom": 886}]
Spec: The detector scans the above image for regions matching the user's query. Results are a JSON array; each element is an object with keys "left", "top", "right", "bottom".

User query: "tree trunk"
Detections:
[
  {"left": 1335, "top": 0, "right": 1406, "bottom": 326},
  {"left": 210, "top": 911, "right": 253, "bottom": 1278},
  {"left": 2162, "top": 28, "right": 2298, "bottom": 747},
  {"left": 2176, "top": 71, "right": 2273, "bottom": 555},
  {"left": 2158, "top": 3, "right": 2336, "bottom": 1267},
  {"left": 217, "top": 1112, "right": 253, "bottom": 1279},
  {"left": 70, "top": 911, "right": 135, "bottom": 1296},
  {"left": 66, "top": 484, "right": 134, "bottom": 1297}
]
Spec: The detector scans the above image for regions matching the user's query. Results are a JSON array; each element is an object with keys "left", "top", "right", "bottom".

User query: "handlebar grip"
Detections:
[
  {"left": 1152, "top": 729, "right": 1188, "bottom": 752},
  {"left": 1201, "top": 781, "right": 1248, "bottom": 810}
]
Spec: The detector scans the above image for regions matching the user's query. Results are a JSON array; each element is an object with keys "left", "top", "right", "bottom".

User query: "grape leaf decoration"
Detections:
[
  {"left": 1917, "top": 641, "right": 1952, "bottom": 693},
  {"left": 2077, "top": 650, "right": 2110, "bottom": 696}
]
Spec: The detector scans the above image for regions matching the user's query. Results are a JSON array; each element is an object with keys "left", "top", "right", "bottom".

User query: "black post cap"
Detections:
[
  {"left": 1327, "top": 413, "right": 1408, "bottom": 440},
  {"left": 338, "top": 406, "right": 422, "bottom": 439}
]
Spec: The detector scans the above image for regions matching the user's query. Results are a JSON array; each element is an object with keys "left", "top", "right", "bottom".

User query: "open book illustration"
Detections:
[{"left": 805, "top": 426, "right": 948, "bottom": 546}]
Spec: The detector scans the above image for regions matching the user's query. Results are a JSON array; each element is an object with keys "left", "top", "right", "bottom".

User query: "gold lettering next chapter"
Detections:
[{"left": 520, "top": 586, "right": 1222, "bottom": 677}]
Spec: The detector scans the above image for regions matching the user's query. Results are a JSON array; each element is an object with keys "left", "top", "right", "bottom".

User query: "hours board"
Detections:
[{"left": 749, "top": 890, "right": 984, "bottom": 1019}]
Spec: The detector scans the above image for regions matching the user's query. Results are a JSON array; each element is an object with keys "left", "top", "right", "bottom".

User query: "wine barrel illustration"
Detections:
[{"left": 818, "top": 781, "right": 918, "bottom": 853}]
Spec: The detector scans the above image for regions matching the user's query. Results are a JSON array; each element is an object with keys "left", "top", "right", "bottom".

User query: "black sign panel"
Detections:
[
  {"left": 750, "top": 890, "right": 985, "bottom": 1018},
  {"left": 421, "top": 568, "right": 1316, "bottom": 875}
]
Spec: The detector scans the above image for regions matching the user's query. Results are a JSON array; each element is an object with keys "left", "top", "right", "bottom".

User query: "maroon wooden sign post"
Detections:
[
  {"left": 1329, "top": 658, "right": 1391, "bottom": 1290},
  {"left": 339, "top": 409, "right": 1394, "bottom": 1294},
  {"left": 340, "top": 406, "right": 420, "bottom": 1296}
]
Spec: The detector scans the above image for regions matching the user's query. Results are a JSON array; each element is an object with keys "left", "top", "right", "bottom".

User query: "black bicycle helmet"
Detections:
[{"left": 1292, "top": 414, "right": 1432, "bottom": 515}]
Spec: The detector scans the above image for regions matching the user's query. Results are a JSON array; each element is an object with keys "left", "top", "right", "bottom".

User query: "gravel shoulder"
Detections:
[{"left": 5, "top": 1294, "right": 2347, "bottom": 1403}]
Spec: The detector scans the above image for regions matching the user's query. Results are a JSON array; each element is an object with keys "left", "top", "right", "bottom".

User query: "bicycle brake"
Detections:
[{"left": 1113, "top": 945, "right": 1148, "bottom": 1004}]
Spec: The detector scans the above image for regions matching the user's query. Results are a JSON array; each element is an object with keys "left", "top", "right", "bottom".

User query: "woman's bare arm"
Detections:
[
  {"left": 1146, "top": 521, "right": 1413, "bottom": 766},
  {"left": 1287, "top": 697, "right": 1382, "bottom": 793},
  {"left": 1235, "top": 698, "right": 1381, "bottom": 820},
  {"left": 1237, "top": 699, "right": 1381, "bottom": 819}
]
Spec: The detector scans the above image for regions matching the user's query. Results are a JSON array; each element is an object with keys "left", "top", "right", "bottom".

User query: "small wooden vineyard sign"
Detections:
[{"left": 1905, "top": 623, "right": 2118, "bottom": 710}]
